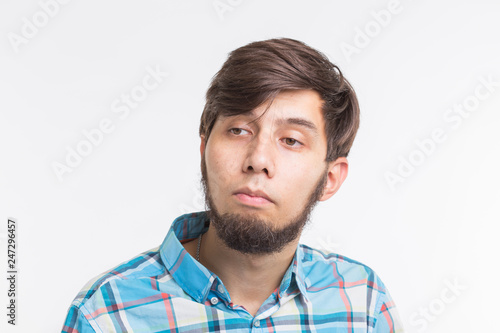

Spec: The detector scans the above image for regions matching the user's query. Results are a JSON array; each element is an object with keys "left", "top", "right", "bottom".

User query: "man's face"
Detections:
[{"left": 200, "top": 89, "right": 336, "bottom": 254}]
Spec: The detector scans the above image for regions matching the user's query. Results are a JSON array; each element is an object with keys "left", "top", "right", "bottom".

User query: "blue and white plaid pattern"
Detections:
[{"left": 62, "top": 211, "right": 404, "bottom": 332}]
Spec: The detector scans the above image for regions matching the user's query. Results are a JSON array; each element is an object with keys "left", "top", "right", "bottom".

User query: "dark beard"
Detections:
[{"left": 200, "top": 151, "right": 328, "bottom": 255}]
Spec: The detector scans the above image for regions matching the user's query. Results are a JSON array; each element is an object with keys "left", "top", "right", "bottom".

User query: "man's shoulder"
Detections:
[
  {"left": 299, "top": 244, "right": 390, "bottom": 293},
  {"left": 69, "top": 245, "right": 168, "bottom": 309}
]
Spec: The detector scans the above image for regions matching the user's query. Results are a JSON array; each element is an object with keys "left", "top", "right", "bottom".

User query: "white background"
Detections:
[{"left": 1, "top": 0, "right": 499, "bottom": 332}]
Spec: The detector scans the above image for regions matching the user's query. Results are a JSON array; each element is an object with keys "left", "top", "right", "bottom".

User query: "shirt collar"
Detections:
[
  {"left": 279, "top": 242, "right": 310, "bottom": 303},
  {"left": 159, "top": 211, "right": 214, "bottom": 303},
  {"left": 159, "top": 211, "right": 310, "bottom": 304}
]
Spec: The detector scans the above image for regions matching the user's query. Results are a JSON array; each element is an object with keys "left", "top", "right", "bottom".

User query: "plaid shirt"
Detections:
[{"left": 62, "top": 211, "right": 404, "bottom": 332}]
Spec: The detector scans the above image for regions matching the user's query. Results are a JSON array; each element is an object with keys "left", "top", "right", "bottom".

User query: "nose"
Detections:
[{"left": 242, "top": 132, "right": 276, "bottom": 178}]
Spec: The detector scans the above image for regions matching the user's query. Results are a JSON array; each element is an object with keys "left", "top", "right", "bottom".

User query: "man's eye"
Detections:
[
  {"left": 228, "top": 128, "right": 248, "bottom": 135},
  {"left": 229, "top": 129, "right": 303, "bottom": 148},
  {"left": 283, "top": 138, "right": 303, "bottom": 147}
]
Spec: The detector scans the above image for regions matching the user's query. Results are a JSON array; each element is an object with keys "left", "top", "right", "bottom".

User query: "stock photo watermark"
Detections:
[
  {"left": 179, "top": 179, "right": 206, "bottom": 216},
  {"left": 51, "top": 65, "right": 169, "bottom": 182},
  {"left": 340, "top": 0, "right": 405, "bottom": 63},
  {"left": 409, "top": 277, "right": 467, "bottom": 332},
  {"left": 314, "top": 235, "right": 341, "bottom": 254},
  {"left": 5, "top": 218, "right": 18, "bottom": 325},
  {"left": 385, "top": 74, "right": 498, "bottom": 191},
  {"left": 7, "top": 0, "right": 73, "bottom": 53},
  {"left": 213, "top": 0, "right": 244, "bottom": 21}
]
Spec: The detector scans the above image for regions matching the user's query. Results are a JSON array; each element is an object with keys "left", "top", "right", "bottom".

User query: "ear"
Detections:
[
  {"left": 200, "top": 135, "right": 206, "bottom": 157},
  {"left": 318, "top": 157, "right": 349, "bottom": 201}
]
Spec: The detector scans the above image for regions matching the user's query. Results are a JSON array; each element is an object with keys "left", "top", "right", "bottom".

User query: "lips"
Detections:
[{"left": 233, "top": 187, "right": 274, "bottom": 204}]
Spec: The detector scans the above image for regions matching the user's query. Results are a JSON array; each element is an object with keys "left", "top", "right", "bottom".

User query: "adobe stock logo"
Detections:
[
  {"left": 409, "top": 277, "right": 467, "bottom": 332},
  {"left": 212, "top": 0, "right": 244, "bottom": 21},
  {"left": 178, "top": 179, "right": 206, "bottom": 216},
  {"left": 340, "top": 0, "right": 404, "bottom": 63},
  {"left": 314, "top": 235, "right": 341, "bottom": 254},
  {"left": 51, "top": 65, "right": 169, "bottom": 182},
  {"left": 7, "top": 0, "right": 73, "bottom": 53},
  {"left": 385, "top": 74, "right": 498, "bottom": 191}
]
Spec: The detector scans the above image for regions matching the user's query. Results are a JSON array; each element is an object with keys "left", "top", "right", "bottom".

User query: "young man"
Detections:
[{"left": 62, "top": 38, "right": 404, "bottom": 332}]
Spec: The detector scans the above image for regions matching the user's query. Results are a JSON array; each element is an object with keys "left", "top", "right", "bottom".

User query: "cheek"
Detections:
[
  {"left": 280, "top": 163, "right": 320, "bottom": 197},
  {"left": 206, "top": 144, "right": 240, "bottom": 189}
]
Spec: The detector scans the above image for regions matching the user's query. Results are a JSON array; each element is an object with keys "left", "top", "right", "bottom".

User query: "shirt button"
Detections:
[
  {"left": 254, "top": 321, "right": 260, "bottom": 327},
  {"left": 217, "top": 285, "right": 224, "bottom": 294},
  {"left": 210, "top": 297, "right": 218, "bottom": 305}
]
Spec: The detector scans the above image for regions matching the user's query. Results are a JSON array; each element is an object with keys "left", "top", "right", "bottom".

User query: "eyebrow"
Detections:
[
  {"left": 274, "top": 117, "right": 319, "bottom": 136},
  {"left": 231, "top": 111, "right": 320, "bottom": 137}
]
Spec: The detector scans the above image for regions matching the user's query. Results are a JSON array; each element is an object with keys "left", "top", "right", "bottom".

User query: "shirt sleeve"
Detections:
[
  {"left": 373, "top": 289, "right": 405, "bottom": 333},
  {"left": 61, "top": 305, "right": 97, "bottom": 333}
]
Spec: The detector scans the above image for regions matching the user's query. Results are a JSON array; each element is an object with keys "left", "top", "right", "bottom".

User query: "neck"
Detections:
[{"left": 199, "top": 225, "right": 299, "bottom": 315}]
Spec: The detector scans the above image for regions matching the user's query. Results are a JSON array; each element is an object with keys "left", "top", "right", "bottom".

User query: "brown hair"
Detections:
[{"left": 199, "top": 38, "right": 360, "bottom": 162}]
